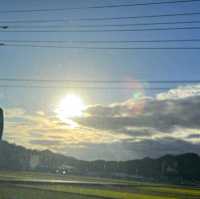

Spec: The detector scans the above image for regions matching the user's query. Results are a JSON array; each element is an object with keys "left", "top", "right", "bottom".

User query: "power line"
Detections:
[
  {"left": 1, "top": 44, "right": 200, "bottom": 50},
  {"left": 2, "top": 20, "right": 200, "bottom": 29},
  {"left": 75, "top": 12, "right": 200, "bottom": 21},
  {"left": 1, "top": 26, "right": 200, "bottom": 32},
  {"left": 0, "top": 78, "right": 197, "bottom": 90},
  {"left": 0, "top": 0, "right": 199, "bottom": 13},
  {"left": 0, "top": 84, "right": 174, "bottom": 90},
  {"left": 1, "top": 11, "right": 200, "bottom": 24},
  {"left": 0, "top": 78, "right": 199, "bottom": 84},
  {"left": 1, "top": 39, "right": 200, "bottom": 44}
]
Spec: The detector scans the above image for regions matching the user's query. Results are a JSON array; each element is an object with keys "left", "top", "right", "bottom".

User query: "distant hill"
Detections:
[
  {"left": 0, "top": 141, "right": 82, "bottom": 171},
  {"left": 1, "top": 141, "right": 200, "bottom": 182}
]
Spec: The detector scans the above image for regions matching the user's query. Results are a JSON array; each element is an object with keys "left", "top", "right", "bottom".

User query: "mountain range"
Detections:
[{"left": 1, "top": 141, "right": 200, "bottom": 183}]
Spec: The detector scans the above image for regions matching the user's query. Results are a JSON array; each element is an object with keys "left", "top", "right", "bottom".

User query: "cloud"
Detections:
[
  {"left": 4, "top": 84, "right": 200, "bottom": 160},
  {"left": 55, "top": 138, "right": 200, "bottom": 161},
  {"left": 76, "top": 85, "right": 200, "bottom": 136},
  {"left": 30, "top": 139, "right": 62, "bottom": 146},
  {"left": 5, "top": 108, "right": 26, "bottom": 119},
  {"left": 156, "top": 84, "right": 200, "bottom": 100},
  {"left": 84, "top": 97, "right": 147, "bottom": 118},
  {"left": 122, "top": 138, "right": 200, "bottom": 158},
  {"left": 4, "top": 107, "right": 128, "bottom": 152},
  {"left": 187, "top": 134, "right": 200, "bottom": 139}
]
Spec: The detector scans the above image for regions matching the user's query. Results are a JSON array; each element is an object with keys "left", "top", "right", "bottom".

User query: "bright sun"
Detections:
[{"left": 56, "top": 94, "right": 85, "bottom": 121}]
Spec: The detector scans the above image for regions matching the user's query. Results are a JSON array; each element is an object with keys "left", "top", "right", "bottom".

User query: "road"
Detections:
[{"left": 0, "top": 178, "right": 131, "bottom": 187}]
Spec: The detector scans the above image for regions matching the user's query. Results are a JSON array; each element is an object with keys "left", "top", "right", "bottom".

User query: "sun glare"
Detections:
[{"left": 56, "top": 94, "right": 85, "bottom": 122}]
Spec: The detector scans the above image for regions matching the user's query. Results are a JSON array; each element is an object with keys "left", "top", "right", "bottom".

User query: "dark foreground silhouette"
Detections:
[{"left": 0, "top": 141, "right": 200, "bottom": 184}]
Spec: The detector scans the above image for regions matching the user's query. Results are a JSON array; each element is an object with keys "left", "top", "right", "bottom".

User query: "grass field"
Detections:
[
  {"left": 0, "top": 186, "right": 100, "bottom": 199},
  {"left": 0, "top": 171, "right": 137, "bottom": 184},
  {"left": 0, "top": 171, "right": 200, "bottom": 199}
]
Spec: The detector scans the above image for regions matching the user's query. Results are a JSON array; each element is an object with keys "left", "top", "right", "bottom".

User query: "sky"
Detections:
[{"left": 1, "top": 0, "right": 200, "bottom": 160}]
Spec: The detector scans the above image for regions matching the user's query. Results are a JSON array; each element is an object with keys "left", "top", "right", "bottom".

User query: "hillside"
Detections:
[{"left": 1, "top": 141, "right": 200, "bottom": 182}]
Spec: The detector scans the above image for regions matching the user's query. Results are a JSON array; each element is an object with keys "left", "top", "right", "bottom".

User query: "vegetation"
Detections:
[
  {"left": 0, "top": 184, "right": 177, "bottom": 199},
  {"left": 140, "top": 186, "right": 200, "bottom": 197},
  {"left": 28, "top": 184, "right": 176, "bottom": 199},
  {"left": 1, "top": 141, "right": 200, "bottom": 199},
  {"left": 1, "top": 141, "right": 200, "bottom": 183},
  {"left": 0, "top": 186, "right": 100, "bottom": 199},
  {"left": 1, "top": 172, "right": 200, "bottom": 199}
]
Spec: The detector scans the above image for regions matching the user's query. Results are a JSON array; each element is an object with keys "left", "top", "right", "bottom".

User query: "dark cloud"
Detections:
[
  {"left": 76, "top": 95, "right": 200, "bottom": 134},
  {"left": 30, "top": 139, "right": 61, "bottom": 146},
  {"left": 54, "top": 137, "right": 200, "bottom": 160},
  {"left": 122, "top": 138, "right": 200, "bottom": 158},
  {"left": 119, "top": 128, "right": 155, "bottom": 137},
  {"left": 187, "top": 134, "right": 200, "bottom": 139},
  {"left": 84, "top": 99, "right": 145, "bottom": 118},
  {"left": 63, "top": 138, "right": 200, "bottom": 161}
]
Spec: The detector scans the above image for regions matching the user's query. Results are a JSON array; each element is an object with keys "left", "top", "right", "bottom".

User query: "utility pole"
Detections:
[{"left": 0, "top": 108, "right": 3, "bottom": 140}]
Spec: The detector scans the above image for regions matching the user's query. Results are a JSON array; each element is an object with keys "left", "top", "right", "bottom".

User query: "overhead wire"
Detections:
[
  {"left": 0, "top": 85, "right": 174, "bottom": 90},
  {"left": 0, "top": 2, "right": 199, "bottom": 91},
  {"left": 1, "top": 11, "right": 200, "bottom": 24},
  {"left": 0, "top": 78, "right": 197, "bottom": 90},
  {"left": 2, "top": 20, "right": 200, "bottom": 29},
  {"left": 1, "top": 43, "right": 200, "bottom": 50},
  {"left": 1, "top": 26, "right": 200, "bottom": 32},
  {"left": 0, "top": 78, "right": 199, "bottom": 83},
  {"left": 1, "top": 39, "right": 200, "bottom": 43}
]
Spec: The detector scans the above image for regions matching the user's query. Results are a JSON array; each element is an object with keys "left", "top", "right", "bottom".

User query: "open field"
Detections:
[
  {"left": 0, "top": 171, "right": 200, "bottom": 199},
  {"left": 0, "top": 171, "right": 166, "bottom": 187},
  {"left": 0, "top": 171, "right": 138, "bottom": 184},
  {"left": 0, "top": 186, "right": 100, "bottom": 199}
]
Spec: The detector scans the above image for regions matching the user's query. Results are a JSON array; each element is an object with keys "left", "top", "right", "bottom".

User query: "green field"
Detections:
[
  {"left": 0, "top": 171, "right": 200, "bottom": 199},
  {"left": 0, "top": 186, "right": 100, "bottom": 199}
]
